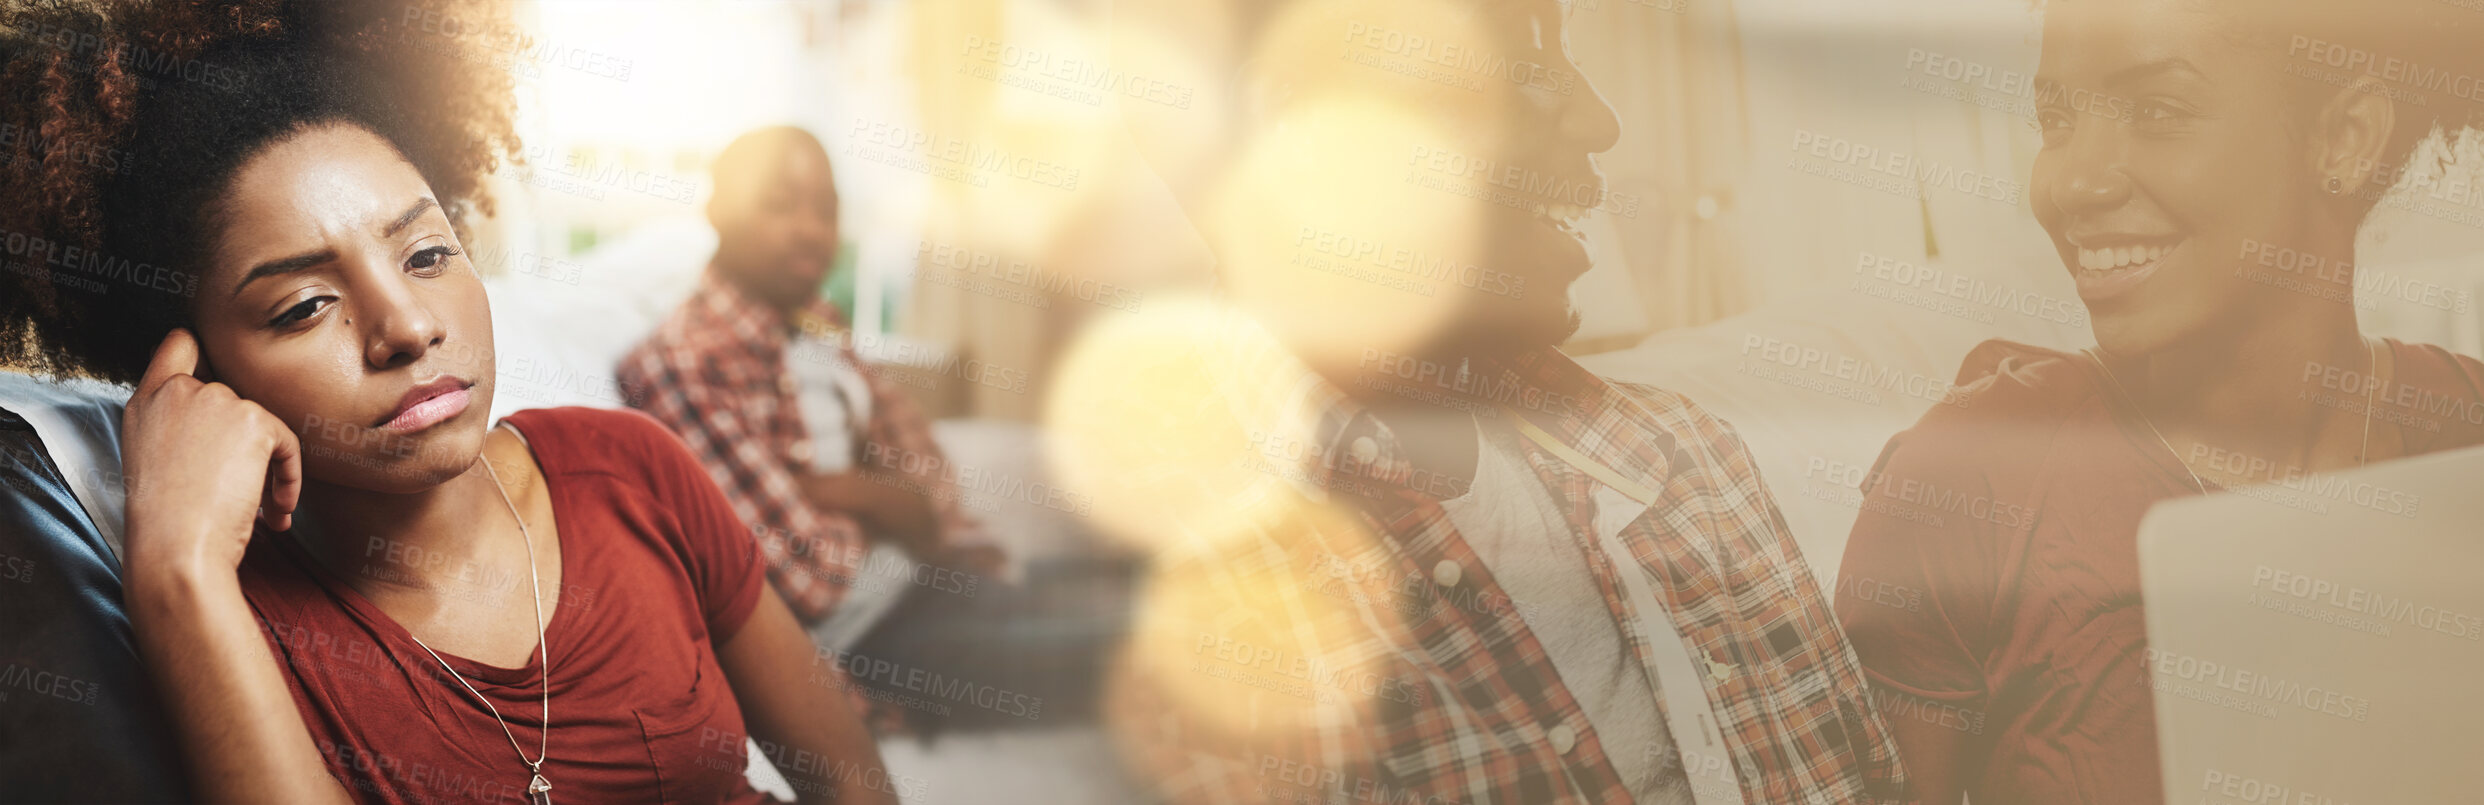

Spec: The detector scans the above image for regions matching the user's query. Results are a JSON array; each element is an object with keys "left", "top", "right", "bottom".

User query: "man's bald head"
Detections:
[{"left": 707, "top": 126, "right": 841, "bottom": 315}]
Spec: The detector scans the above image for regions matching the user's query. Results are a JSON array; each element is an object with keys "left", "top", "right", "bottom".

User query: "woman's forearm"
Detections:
[
  {"left": 722, "top": 589, "right": 899, "bottom": 804},
  {"left": 125, "top": 553, "right": 350, "bottom": 804},
  {"left": 113, "top": 330, "right": 335, "bottom": 800}
]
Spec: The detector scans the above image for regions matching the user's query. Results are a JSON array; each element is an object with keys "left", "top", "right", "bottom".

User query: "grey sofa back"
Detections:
[{"left": 0, "top": 382, "right": 189, "bottom": 802}]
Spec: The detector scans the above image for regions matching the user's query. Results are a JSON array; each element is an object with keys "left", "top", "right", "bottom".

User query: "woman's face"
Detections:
[
  {"left": 2032, "top": 0, "right": 2324, "bottom": 355},
  {"left": 191, "top": 123, "right": 498, "bottom": 494}
]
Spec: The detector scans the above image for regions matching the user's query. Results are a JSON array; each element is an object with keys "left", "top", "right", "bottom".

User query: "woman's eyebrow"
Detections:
[
  {"left": 229, "top": 198, "right": 440, "bottom": 299},
  {"left": 230, "top": 250, "right": 336, "bottom": 299},
  {"left": 382, "top": 197, "right": 440, "bottom": 237},
  {"left": 2102, "top": 57, "right": 2202, "bottom": 88}
]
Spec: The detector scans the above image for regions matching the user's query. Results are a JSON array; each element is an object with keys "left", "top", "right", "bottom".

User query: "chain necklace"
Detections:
[
  {"left": 402, "top": 454, "right": 555, "bottom": 804},
  {"left": 2084, "top": 338, "right": 2378, "bottom": 494}
]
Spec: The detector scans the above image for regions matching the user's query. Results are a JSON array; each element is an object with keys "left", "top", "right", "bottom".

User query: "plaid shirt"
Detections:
[
  {"left": 617, "top": 272, "right": 974, "bottom": 623},
  {"left": 1101, "top": 315, "right": 1907, "bottom": 804}
]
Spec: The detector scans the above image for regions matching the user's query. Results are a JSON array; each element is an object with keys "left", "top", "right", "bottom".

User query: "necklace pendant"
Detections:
[{"left": 529, "top": 773, "right": 552, "bottom": 795}]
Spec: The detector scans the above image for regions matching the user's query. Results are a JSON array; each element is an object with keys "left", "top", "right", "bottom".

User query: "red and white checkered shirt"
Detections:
[
  {"left": 617, "top": 272, "right": 972, "bottom": 623},
  {"left": 1098, "top": 316, "right": 1909, "bottom": 804}
]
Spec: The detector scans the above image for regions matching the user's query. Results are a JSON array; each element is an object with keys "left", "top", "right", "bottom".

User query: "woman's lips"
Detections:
[
  {"left": 2072, "top": 240, "right": 2182, "bottom": 303},
  {"left": 377, "top": 385, "right": 472, "bottom": 432}
]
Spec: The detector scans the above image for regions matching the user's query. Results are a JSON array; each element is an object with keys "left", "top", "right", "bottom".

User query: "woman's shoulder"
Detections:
[
  {"left": 1948, "top": 336, "right": 2094, "bottom": 395},
  {"left": 497, "top": 406, "right": 730, "bottom": 528},
  {"left": 1857, "top": 339, "right": 2103, "bottom": 507},
  {"left": 1907, "top": 338, "right": 2102, "bottom": 445},
  {"left": 499, "top": 406, "right": 685, "bottom": 472}
]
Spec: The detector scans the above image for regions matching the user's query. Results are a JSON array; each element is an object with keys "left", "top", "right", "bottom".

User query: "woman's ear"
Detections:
[{"left": 2313, "top": 76, "right": 2399, "bottom": 198}]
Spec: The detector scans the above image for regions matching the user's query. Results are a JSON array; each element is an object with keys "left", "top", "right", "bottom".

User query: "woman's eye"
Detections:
[
  {"left": 271, "top": 297, "right": 332, "bottom": 327},
  {"left": 2135, "top": 100, "right": 2192, "bottom": 125},
  {"left": 408, "top": 245, "right": 461, "bottom": 274}
]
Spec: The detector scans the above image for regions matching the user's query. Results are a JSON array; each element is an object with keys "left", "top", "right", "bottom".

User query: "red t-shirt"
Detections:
[
  {"left": 238, "top": 407, "right": 776, "bottom": 804},
  {"left": 1835, "top": 338, "right": 2484, "bottom": 805}
]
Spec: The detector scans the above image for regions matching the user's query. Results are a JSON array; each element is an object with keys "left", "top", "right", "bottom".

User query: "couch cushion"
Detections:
[
  {"left": 0, "top": 372, "right": 130, "bottom": 557},
  {"left": 0, "top": 404, "right": 189, "bottom": 802}
]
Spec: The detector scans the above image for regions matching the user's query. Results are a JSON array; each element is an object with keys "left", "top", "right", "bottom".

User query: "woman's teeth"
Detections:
[{"left": 2077, "top": 243, "right": 2172, "bottom": 272}]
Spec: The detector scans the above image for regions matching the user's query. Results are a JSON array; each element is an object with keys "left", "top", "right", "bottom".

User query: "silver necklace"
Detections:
[
  {"left": 2084, "top": 338, "right": 2378, "bottom": 494},
  {"left": 402, "top": 454, "right": 554, "bottom": 803}
]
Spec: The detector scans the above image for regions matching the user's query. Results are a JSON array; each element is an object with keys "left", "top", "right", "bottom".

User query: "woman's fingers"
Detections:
[
  {"left": 259, "top": 410, "right": 304, "bottom": 534},
  {"left": 137, "top": 328, "right": 203, "bottom": 396},
  {"left": 125, "top": 328, "right": 299, "bottom": 558}
]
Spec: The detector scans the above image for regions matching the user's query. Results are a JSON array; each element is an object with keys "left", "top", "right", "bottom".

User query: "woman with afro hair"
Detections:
[{"left": 0, "top": 1, "right": 892, "bottom": 802}]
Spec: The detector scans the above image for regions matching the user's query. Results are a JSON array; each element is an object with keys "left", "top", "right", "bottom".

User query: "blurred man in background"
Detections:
[{"left": 620, "top": 126, "right": 995, "bottom": 649}]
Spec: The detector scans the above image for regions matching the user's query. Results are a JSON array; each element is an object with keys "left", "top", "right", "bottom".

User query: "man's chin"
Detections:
[
  {"left": 1449, "top": 305, "right": 1582, "bottom": 359},
  {"left": 773, "top": 280, "right": 826, "bottom": 311}
]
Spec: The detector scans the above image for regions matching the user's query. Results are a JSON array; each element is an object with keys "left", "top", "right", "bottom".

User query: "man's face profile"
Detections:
[{"left": 1205, "top": 0, "right": 1623, "bottom": 364}]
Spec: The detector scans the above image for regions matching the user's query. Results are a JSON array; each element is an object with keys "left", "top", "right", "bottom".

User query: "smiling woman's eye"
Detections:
[
  {"left": 407, "top": 244, "right": 461, "bottom": 275},
  {"left": 2133, "top": 98, "right": 2196, "bottom": 128},
  {"left": 270, "top": 297, "right": 333, "bottom": 328}
]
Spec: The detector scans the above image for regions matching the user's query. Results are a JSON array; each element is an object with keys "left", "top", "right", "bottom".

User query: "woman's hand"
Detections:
[
  {"left": 118, "top": 329, "right": 347, "bottom": 803},
  {"left": 119, "top": 328, "right": 303, "bottom": 579}
]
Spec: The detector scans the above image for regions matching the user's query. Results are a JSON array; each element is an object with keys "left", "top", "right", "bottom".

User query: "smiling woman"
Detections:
[
  {"left": 1835, "top": 2, "right": 2484, "bottom": 804},
  {"left": 0, "top": 2, "right": 890, "bottom": 803}
]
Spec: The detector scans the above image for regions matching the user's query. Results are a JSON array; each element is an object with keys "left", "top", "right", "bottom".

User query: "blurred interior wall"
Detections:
[{"left": 1564, "top": 0, "right": 1755, "bottom": 350}]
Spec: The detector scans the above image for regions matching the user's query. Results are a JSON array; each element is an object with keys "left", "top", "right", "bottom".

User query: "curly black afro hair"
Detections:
[{"left": 0, "top": 0, "right": 521, "bottom": 384}]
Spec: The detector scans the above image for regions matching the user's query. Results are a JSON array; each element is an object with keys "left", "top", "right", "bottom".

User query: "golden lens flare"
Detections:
[
  {"left": 1107, "top": 501, "right": 1415, "bottom": 746},
  {"left": 1208, "top": 98, "right": 1485, "bottom": 366},
  {"left": 1192, "top": 0, "right": 1516, "bottom": 366},
  {"left": 1054, "top": 299, "right": 1427, "bottom": 743},
  {"left": 1042, "top": 296, "right": 1318, "bottom": 553},
  {"left": 902, "top": 0, "right": 1133, "bottom": 259}
]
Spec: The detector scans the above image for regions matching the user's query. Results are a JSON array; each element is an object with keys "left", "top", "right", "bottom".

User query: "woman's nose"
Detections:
[
  {"left": 2048, "top": 133, "right": 2134, "bottom": 215},
  {"left": 361, "top": 278, "right": 446, "bottom": 370}
]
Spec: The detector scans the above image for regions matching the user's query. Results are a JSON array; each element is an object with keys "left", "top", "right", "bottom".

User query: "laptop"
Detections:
[{"left": 2138, "top": 444, "right": 2484, "bottom": 805}]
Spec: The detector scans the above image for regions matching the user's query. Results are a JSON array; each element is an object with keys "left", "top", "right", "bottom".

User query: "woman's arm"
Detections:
[
  {"left": 118, "top": 330, "right": 348, "bottom": 803},
  {"left": 1836, "top": 406, "right": 2021, "bottom": 805},
  {"left": 125, "top": 561, "right": 349, "bottom": 804},
  {"left": 717, "top": 585, "right": 897, "bottom": 805}
]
